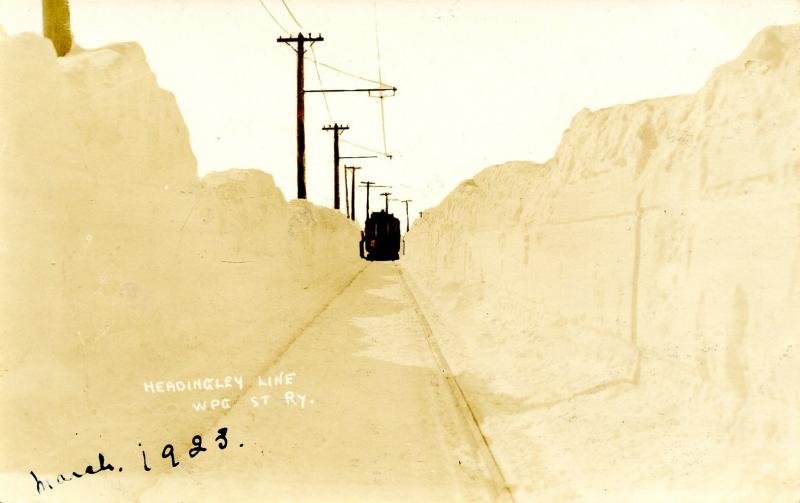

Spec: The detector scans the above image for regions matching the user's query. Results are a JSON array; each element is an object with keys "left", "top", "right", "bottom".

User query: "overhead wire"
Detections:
[
  {"left": 278, "top": 0, "right": 335, "bottom": 122},
  {"left": 306, "top": 59, "right": 393, "bottom": 88},
  {"left": 283, "top": 0, "right": 391, "bottom": 157},
  {"left": 255, "top": 0, "right": 393, "bottom": 90},
  {"left": 374, "top": 0, "right": 390, "bottom": 157},
  {"left": 310, "top": 47, "right": 334, "bottom": 122},
  {"left": 341, "top": 139, "right": 390, "bottom": 157},
  {"left": 279, "top": 0, "right": 304, "bottom": 29},
  {"left": 255, "top": 0, "right": 393, "bottom": 157},
  {"left": 254, "top": 0, "right": 394, "bottom": 89},
  {"left": 255, "top": 0, "right": 290, "bottom": 34}
]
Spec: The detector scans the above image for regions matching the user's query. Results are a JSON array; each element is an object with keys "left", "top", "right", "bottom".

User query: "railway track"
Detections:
[
  {"left": 135, "top": 260, "right": 515, "bottom": 502},
  {"left": 399, "top": 265, "right": 516, "bottom": 503}
]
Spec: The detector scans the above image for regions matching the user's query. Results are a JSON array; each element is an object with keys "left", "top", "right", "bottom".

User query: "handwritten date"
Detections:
[{"left": 30, "top": 427, "right": 232, "bottom": 495}]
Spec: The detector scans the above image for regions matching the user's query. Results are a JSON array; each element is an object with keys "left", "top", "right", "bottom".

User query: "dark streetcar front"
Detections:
[{"left": 360, "top": 210, "right": 401, "bottom": 261}]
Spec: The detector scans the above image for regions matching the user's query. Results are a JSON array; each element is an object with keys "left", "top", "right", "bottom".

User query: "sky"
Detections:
[{"left": 1, "top": 0, "right": 799, "bottom": 224}]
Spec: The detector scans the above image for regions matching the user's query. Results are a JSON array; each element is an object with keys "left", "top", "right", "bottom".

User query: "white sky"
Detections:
[{"left": 1, "top": 0, "right": 799, "bottom": 224}]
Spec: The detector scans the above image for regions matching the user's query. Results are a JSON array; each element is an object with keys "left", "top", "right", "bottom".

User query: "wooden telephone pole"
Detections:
[
  {"left": 380, "top": 192, "right": 392, "bottom": 213},
  {"left": 341, "top": 156, "right": 375, "bottom": 219},
  {"left": 359, "top": 181, "right": 389, "bottom": 220},
  {"left": 400, "top": 199, "right": 412, "bottom": 232},
  {"left": 277, "top": 33, "right": 324, "bottom": 199},
  {"left": 322, "top": 123, "right": 349, "bottom": 210},
  {"left": 345, "top": 166, "right": 361, "bottom": 221},
  {"left": 343, "top": 165, "right": 351, "bottom": 218},
  {"left": 278, "top": 33, "right": 395, "bottom": 203}
]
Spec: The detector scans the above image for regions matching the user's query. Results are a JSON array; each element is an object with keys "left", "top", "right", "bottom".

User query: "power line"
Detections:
[
  {"left": 377, "top": 91, "right": 389, "bottom": 155},
  {"left": 307, "top": 58, "right": 393, "bottom": 88},
  {"left": 280, "top": 0, "right": 304, "bottom": 28},
  {"left": 305, "top": 87, "right": 394, "bottom": 93},
  {"left": 374, "top": 0, "right": 387, "bottom": 152},
  {"left": 374, "top": 0, "right": 382, "bottom": 73},
  {"left": 311, "top": 46, "right": 334, "bottom": 122},
  {"left": 374, "top": 0, "right": 390, "bottom": 156},
  {"left": 278, "top": 0, "right": 340, "bottom": 125},
  {"left": 259, "top": 0, "right": 396, "bottom": 176},
  {"left": 254, "top": 0, "right": 332, "bottom": 121},
  {"left": 255, "top": 0, "right": 290, "bottom": 34},
  {"left": 253, "top": 0, "right": 395, "bottom": 89},
  {"left": 341, "top": 139, "right": 391, "bottom": 158}
]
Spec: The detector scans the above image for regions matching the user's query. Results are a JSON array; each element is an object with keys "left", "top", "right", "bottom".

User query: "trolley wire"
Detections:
[
  {"left": 280, "top": 0, "right": 304, "bottom": 29},
  {"left": 341, "top": 139, "right": 389, "bottom": 157},
  {"left": 373, "top": 0, "right": 390, "bottom": 156},
  {"left": 255, "top": 0, "right": 290, "bottom": 34},
  {"left": 254, "top": 0, "right": 395, "bottom": 89},
  {"left": 311, "top": 46, "right": 334, "bottom": 122},
  {"left": 309, "top": 59, "right": 393, "bottom": 88},
  {"left": 254, "top": 0, "right": 394, "bottom": 156},
  {"left": 278, "top": 0, "right": 335, "bottom": 122}
]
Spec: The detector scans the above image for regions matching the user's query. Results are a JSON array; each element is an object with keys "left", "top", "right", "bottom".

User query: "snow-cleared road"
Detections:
[{"left": 138, "top": 261, "right": 512, "bottom": 502}]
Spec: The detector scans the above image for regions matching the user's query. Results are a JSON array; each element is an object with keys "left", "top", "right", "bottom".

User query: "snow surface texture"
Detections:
[
  {"left": 404, "top": 24, "right": 800, "bottom": 502},
  {"left": 0, "top": 30, "right": 362, "bottom": 494}
]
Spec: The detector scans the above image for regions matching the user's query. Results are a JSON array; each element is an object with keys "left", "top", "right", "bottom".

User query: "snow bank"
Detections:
[
  {"left": 404, "top": 24, "right": 800, "bottom": 501},
  {"left": 0, "top": 30, "right": 361, "bottom": 493}
]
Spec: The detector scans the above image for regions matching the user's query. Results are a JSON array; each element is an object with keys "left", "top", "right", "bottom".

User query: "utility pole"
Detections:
[
  {"left": 345, "top": 166, "right": 361, "bottom": 221},
  {"left": 322, "top": 123, "right": 349, "bottom": 210},
  {"left": 278, "top": 33, "right": 395, "bottom": 202},
  {"left": 341, "top": 156, "right": 375, "bottom": 219},
  {"left": 277, "top": 33, "right": 324, "bottom": 199},
  {"left": 359, "top": 181, "right": 389, "bottom": 221},
  {"left": 380, "top": 192, "right": 392, "bottom": 213},
  {"left": 400, "top": 199, "right": 412, "bottom": 232},
  {"left": 362, "top": 181, "right": 376, "bottom": 219},
  {"left": 343, "top": 166, "right": 350, "bottom": 218}
]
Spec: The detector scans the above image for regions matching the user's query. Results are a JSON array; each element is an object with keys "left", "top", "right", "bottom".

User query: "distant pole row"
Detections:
[
  {"left": 380, "top": 192, "right": 392, "bottom": 213},
  {"left": 322, "top": 123, "right": 349, "bottom": 210},
  {"left": 345, "top": 166, "right": 361, "bottom": 221},
  {"left": 277, "top": 33, "right": 397, "bottom": 205},
  {"left": 359, "top": 181, "right": 389, "bottom": 221}
]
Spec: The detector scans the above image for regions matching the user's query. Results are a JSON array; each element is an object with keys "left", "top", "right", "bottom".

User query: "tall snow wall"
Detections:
[
  {"left": 0, "top": 30, "right": 362, "bottom": 486},
  {"left": 404, "top": 25, "right": 800, "bottom": 501}
]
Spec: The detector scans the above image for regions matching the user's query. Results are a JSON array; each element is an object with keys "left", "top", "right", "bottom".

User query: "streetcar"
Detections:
[{"left": 360, "top": 210, "right": 401, "bottom": 261}]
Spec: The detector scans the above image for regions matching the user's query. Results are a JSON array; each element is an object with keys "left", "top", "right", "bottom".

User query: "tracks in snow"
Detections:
[
  {"left": 399, "top": 264, "right": 516, "bottom": 503},
  {"left": 142, "top": 260, "right": 514, "bottom": 502}
]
